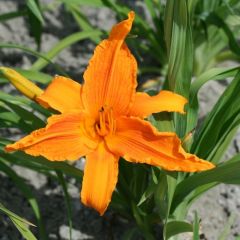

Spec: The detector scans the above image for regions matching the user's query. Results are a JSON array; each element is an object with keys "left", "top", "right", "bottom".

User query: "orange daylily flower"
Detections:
[{"left": 5, "top": 11, "right": 214, "bottom": 215}]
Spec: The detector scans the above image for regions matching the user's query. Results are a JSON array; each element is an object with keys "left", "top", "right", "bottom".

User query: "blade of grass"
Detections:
[
  {"left": 31, "top": 30, "right": 102, "bottom": 71},
  {"left": 0, "top": 203, "right": 35, "bottom": 227},
  {"left": 26, "top": 0, "right": 44, "bottom": 24},
  {"left": 26, "top": 0, "right": 44, "bottom": 49},
  {"left": 218, "top": 213, "right": 236, "bottom": 240},
  {"left": 187, "top": 66, "right": 239, "bottom": 133},
  {"left": 15, "top": 69, "right": 52, "bottom": 84},
  {"left": 0, "top": 68, "right": 52, "bottom": 84},
  {"left": 0, "top": 203, "right": 37, "bottom": 240},
  {"left": 0, "top": 10, "right": 27, "bottom": 22},
  {"left": 0, "top": 43, "right": 67, "bottom": 76},
  {"left": 60, "top": 0, "right": 105, "bottom": 7},
  {"left": 165, "top": 220, "right": 192, "bottom": 240},
  {"left": 11, "top": 218, "right": 37, "bottom": 240},
  {"left": 56, "top": 171, "right": 72, "bottom": 240},
  {"left": 206, "top": 13, "right": 240, "bottom": 56},
  {"left": 0, "top": 151, "right": 83, "bottom": 180},
  {"left": 3, "top": 101, "right": 46, "bottom": 130},
  {"left": 193, "top": 211, "right": 200, "bottom": 240},
  {"left": 194, "top": 25, "right": 227, "bottom": 75},
  {"left": 66, "top": 4, "right": 101, "bottom": 44},
  {"left": 192, "top": 70, "right": 240, "bottom": 159},
  {"left": 171, "top": 154, "right": 240, "bottom": 212},
  {"left": 207, "top": 120, "right": 239, "bottom": 164},
  {"left": 0, "top": 160, "right": 47, "bottom": 239}
]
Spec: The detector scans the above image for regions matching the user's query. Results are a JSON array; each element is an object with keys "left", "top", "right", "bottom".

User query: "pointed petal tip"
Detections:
[
  {"left": 0, "top": 66, "right": 6, "bottom": 73},
  {"left": 106, "top": 117, "right": 216, "bottom": 173},
  {"left": 99, "top": 209, "right": 106, "bottom": 216},
  {"left": 129, "top": 91, "right": 188, "bottom": 118},
  {"left": 4, "top": 143, "right": 18, "bottom": 153},
  {"left": 199, "top": 160, "right": 215, "bottom": 171},
  {"left": 80, "top": 143, "right": 119, "bottom": 216},
  {"left": 0, "top": 66, "right": 11, "bottom": 73},
  {"left": 82, "top": 10, "right": 137, "bottom": 118},
  {"left": 128, "top": 11, "right": 135, "bottom": 20},
  {"left": 109, "top": 10, "right": 135, "bottom": 41},
  {"left": 80, "top": 194, "right": 107, "bottom": 216},
  {"left": 4, "top": 113, "right": 96, "bottom": 161},
  {"left": 4, "top": 145, "right": 12, "bottom": 153},
  {"left": 80, "top": 188, "right": 109, "bottom": 216}
]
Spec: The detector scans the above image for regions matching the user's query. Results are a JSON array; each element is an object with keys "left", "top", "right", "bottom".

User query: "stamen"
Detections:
[
  {"left": 99, "top": 111, "right": 106, "bottom": 133},
  {"left": 95, "top": 106, "right": 116, "bottom": 136},
  {"left": 112, "top": 118, "right": 116, "bottom": 135},
  {"left": 108, "top": 108, "right": 115, "bottom": 135},
  {"left": 102, "top": 111, "right": 106, "bottom": 132},
  {"left": 95, "top": 123, "right": 101, "bottom": 136},
  {"left": 99, "top": 111, "right": 103, "bottom": 130}
]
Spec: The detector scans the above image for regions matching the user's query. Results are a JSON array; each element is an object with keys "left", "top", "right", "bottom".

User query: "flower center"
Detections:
[{"left": 95, "top": 106, "right": 116, "bottom": 137}]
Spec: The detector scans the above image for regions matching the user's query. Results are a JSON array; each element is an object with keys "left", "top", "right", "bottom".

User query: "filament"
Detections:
[{"left": 95, "top": 106, "right": 116, "bottom": 137}]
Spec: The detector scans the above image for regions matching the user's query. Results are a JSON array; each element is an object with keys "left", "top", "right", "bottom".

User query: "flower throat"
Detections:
[{"left": 95, "top": 106, "right": 116, "bottom": 137}]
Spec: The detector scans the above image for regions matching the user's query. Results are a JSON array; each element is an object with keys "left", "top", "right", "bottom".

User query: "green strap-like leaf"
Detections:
[
  {"left": 0, "top": 160, "right": 47, "bottom": 239},
  {"left": 26, "top": 0, "right": 44, "bottom": 24},
  {"left": 0, "top": 10, "right": 27, "bottom": 22},
  {"left": 0, "top": 203, "right": 37, "bottom": 240},
  {"left": 26, "top": 0, "right": 44, "bottom": 49},
  {"left": 192, "top": 70, "right": 240, "bottom": 159},
  {"left": 218, "top": 213, "right": 236, "bottom": 240},
  {"left": 165, "top": 220, "right": 193, "bottom": 240},
  {"left": 0, "top": 68, "right": 52, "bottom": 84},
  {"left": 171, "top": 154, "right": 240, "bottom": 212},
  {"left": 0, "top": 138, "right": 83, "bottom": 180},
  {"left": 206, "top": 13, "right": 240, "bottom": 56},
  {"left": 56, "top": 171, "right": 73, "bottom": 240},
  {"left": 193, "top": 211, "right": 200, "bottom": 240},
  {"left": 60, "top": 0, "right": 105, "bottom": 7},
  {"left": 186, "top": 66, "right": 239, "bottom": 133},
  {"left": 31, "top": 30, "right": 102, "bottom": 71},
  {"left": 66, "top": 4, "right": 101, "bottom": 44},
  {"left": 164, "top": 0, "right": 193, "bottom": 137},
  {"left": 0, "top": 43, "right": 66, "bottom": 75}
]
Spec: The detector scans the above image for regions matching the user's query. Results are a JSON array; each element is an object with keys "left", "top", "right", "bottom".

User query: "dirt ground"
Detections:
[{"left": 0, "top": 1, "right": 240, "bottom": 239}]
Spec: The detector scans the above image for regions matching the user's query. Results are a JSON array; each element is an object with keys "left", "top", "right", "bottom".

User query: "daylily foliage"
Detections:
[{"left": 4, "top": 12, "right": 214, "bottom": 215}]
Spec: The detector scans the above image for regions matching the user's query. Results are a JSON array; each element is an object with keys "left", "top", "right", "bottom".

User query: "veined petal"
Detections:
[
  {"left": 106, "top": 117, "right": 215, "bottom": 172},
  {"left": 128, "top": 91, "right": 188, "bottom": 118},
  {"left": 37, "top": 76, "right": 84, "bottom": 113},
  {"left": 82, "top": 11, "right": 137, "bottom": 119},
  {"left": 81, "top": 142, "right": 119, "bottom": 215},
  {"left": 5, "top": 113, "right": 98, "bottom": 161}
]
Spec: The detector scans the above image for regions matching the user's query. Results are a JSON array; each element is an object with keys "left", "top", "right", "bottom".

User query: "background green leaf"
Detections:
[
  {"left": 0, "top": 203, "right": 37, "bottom": 240},
  {"left": 165, "top": 220, "right": 192, "bottom": 240}
]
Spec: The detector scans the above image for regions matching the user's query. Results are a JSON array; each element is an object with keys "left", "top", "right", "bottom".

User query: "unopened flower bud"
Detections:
[{"left": 0, "top": 67, "right": 43, "bottom": 100}]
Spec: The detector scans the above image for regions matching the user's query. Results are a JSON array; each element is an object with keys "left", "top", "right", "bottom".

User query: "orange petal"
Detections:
[
  {"left": 106, "top": 117, "right": 215, "bottom": 172},
  {"left": 37, "top": 76, "right": 84, "bottom": 113},
  {"left": 81, "top": 142, "right": 119, "bottom": 215},
  {"left": 5, "top": 113, "right": 98, "bottom": 161},
  {"left": 128, "top": 91, "right": 188, "bottom": 118},
  {"left": 82, "top": 11, "right": 137, "bottom": 119}
]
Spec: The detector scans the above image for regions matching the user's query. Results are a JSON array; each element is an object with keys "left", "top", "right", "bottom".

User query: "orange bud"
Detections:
[{"left": 0, "top": 67, "right": 43, "bottom": 100}]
